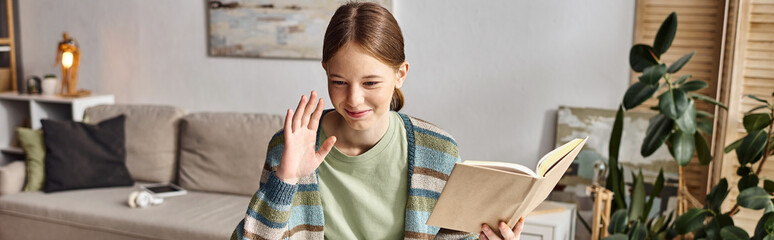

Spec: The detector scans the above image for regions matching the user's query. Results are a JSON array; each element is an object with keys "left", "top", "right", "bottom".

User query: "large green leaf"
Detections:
[
  {"left": 738, "top": 166, "right": 752, "bottom": 176},
  {"left": 755, "top": 212, "right": 774, "bottom": 239},
  {"left": 744, "top": 113, "right": 772, "bottom": 133},
  {"left": 696, "top": 110, "right": 714, "bottom": 119},
  {"left": 644, "top": 169, "right": 665, "bottom": 219},
  {"left": 706, "top": 178, "right": 729, "bottom": 213},
  {"left": 675, "top": 100, "right": 697, "bottom": 134},
  {"left": 639, "top": 64, "right": 668, "bottom": 85},
  {"left": 765, "top": 179, "right": 774, "bottom": 194},
  {"left": 739, "top": 174, "right": 760, "bottom": 192},
  {"left": 630, "top": 170, "right": 647, "bottom": 221},
  {"left": 698, "top": 118, "right": 714, "bottom": 134},
  {"left": 748, "top": 105, "right": 769, "bottom": 114},
  {"left": 679, "top": 80, "right": 708, "bottom": 92},
  {"left": 609, "top": 209, "right": 628, "bottom": 234},
  {"left": 706, "top": 215, "right": 734, "bottom": 240},
  {"left": 736, "top": 130, "right": 767, "bottom": 165},
  {"left": 650, "top": 213, "right": 668, "bottom": 234},
  {"left": 673, "top": 74, "right": 691, "bottom": 85},
  {"left": 668, "top": 51, "right": 695, "bottom": 73},
  {"left": 720, "top": 226, "right": 750, "bottom": 240},
  {"left": 691, "top": 93, "right": 728, "bottom": 110},
  {"left": 738, "top": 187, "right": 771, "bottom": 210},
  {"left": 670, "top": 129, "right": 695, "bottom": 166},
  {"left": 630, "top": 222, "right": 647, "bottom": 240},
  {"left": 624, "top": 82, "right": 659, "bottom": 110},
  {"left": 653, "top": 12, "right": 678, "bottom": 56},
  {"left": 675, "top": 208, "right": 710, "bottom": 234},
  {"left": 659, "top": 88, "right": 689, "bottom": 120},
  {"left": 630, "top": 44, "right": 659, "bottom": 72},
  {"left": 748, "top": 94, "right": 771, "bottom": 104},
  {"left": 661, "top": 212, "right": 674, "bottom": 233},
  {"left": 724, "top": 137, "right": 744, "bottom": 153},
  {"left": 642, "top": 114, "right": 674, "bottom": 157},
  {"left": 695, "top": 132, "right": 712, "bottom": 165},
  {"left": 716, "top": 214, "right": 735, "bottom": 227},
  {"left": 608, "top": 106, "right": 627, "bottom": 210}
]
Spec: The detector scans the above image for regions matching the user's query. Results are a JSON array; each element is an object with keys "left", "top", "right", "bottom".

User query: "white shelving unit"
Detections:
[
  {"left": 522, "top": 201, "right": 577, "bottom": 240},
  {"left": 0, "top": 91, "right": 114, "bottom": 165}
]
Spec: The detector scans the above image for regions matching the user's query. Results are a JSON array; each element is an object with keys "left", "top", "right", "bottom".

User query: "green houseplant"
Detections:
[
  {"left": 670, "top": 95, "right": 774, "bottom": 240},
  {"left": 601, "top": 11, "right": 774, "bottom": 240}
]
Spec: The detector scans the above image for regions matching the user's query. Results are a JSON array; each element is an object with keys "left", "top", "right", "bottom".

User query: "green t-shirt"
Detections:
[{"left": 317, "top": 111, "right": 408, "bottom": 239}]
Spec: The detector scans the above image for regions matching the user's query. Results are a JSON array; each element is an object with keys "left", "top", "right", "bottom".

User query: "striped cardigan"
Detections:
[{"left": 231, "top": 112, "right": 478, "bottom": 240}]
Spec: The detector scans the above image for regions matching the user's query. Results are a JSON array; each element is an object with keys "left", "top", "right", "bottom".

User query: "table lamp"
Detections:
[{"left": 56, "top": 32, "right": 88, "bottom": 97}]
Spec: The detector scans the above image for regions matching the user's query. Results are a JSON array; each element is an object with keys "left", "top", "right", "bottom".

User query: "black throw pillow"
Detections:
[{"left": 42, "top": 115, "right": 134, "bottom": 193}]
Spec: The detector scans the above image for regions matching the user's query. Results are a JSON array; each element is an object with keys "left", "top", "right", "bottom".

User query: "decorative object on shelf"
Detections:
[
  {"left": 41, "top": 74, "right": 57, "bottom": 96},
  {"left": 25, "top": 76, "right": 41, "bottom": 94},
  {"left": 207, "top": 0, "right": 392, "bottom": 60},
  {"left": 55, "top": 32, "right": 89, "bottom": 97}
]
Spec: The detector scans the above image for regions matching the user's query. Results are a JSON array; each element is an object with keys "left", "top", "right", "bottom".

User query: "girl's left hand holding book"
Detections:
[{"left": 479, "top": 217, "right": 525, "bottom": 240}]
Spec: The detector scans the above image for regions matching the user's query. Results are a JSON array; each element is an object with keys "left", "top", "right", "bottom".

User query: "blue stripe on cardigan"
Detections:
[
  {"left": 288, "top": 205, "right": 325, "bottom": 228},
  {"left": 409, "top": 188, "right": 441, "bottom": 199},
  {"left": 404, "top": 210, "right": 440, "bottom": 233},
  {"left": 413, "top": 145, "right": 457, "bottom": 175}
]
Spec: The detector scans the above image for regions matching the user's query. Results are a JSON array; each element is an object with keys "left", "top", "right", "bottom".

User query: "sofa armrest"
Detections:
[{"left": 0, "top": 161, "right": 26, "bottom": 195}]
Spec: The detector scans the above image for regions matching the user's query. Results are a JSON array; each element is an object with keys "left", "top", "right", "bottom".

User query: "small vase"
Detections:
[{"left": 41, "top": 77, "right": 58, "bottom": 96}]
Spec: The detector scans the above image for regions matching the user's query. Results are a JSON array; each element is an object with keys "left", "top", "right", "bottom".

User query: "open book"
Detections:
[{"left": 426, "top": 137, "right": 588, "bottom": 234}]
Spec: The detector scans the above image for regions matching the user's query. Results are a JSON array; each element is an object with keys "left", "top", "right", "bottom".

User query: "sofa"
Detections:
[{"left": 0, "top": 104, "right": 285, "bottom": 239}]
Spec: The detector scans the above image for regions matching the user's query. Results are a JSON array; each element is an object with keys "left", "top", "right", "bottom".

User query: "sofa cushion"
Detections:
[
  {"left": 84, "top": 105, "right": 187, "bottom": 183},
  {"left": 0, "top": 161, "right": 25, "bottom": 195},
  {"left": 178, "top": 112, "right": 283, "bottom": 196},
  {"left": 0, "top": 184, "right": 250, "bottom": 240},
  {"left": 42, "top": 115, "right": 134, "bottom": 193},
  {"left": 15, "top": 128, "right": 45, "bottom": 192}
]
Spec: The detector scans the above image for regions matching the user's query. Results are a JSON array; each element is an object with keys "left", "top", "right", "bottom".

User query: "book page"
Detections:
[
  {"left": 536, "top": 138, "right": 584, "bottom": 177},
  {"left": 463, "top": 160, "right": 538, "bottom": 178}
]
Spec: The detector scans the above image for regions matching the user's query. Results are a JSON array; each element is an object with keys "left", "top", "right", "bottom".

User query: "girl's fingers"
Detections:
[
  {"left": 481, "top": 224, "right": 500, "bottom": 240},
  {"left": 293, "top": 95, "right": 307, "bottom": 131},
  {"left": 317, "top": 136, "right": 337, "bottom": 159},
  {"left": 479, "top": 233, "right": 489, "bottom": 240},
  {"left": 512, "top": 217, "right": 525, "bottom": 236},
  {"left": 284, "top": 109, "right": 293, "bottom": 135},
  {"left": 498, "top": 222, "right": 516, "bottom": 240},
  {"left": 301, "top": 91, "right": 317, "bottom": 127},
  {"left": 308, "top": 98, "right": 325, "bottom": 130}
]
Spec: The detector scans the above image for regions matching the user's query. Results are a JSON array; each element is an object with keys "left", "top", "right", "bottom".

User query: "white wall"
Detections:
[{"left": 18, "top": 0, "right": 635, "bottom": 167}]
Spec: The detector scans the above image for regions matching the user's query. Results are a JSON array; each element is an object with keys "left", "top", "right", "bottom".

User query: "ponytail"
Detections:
[{"left": 390, "top": 88, "right": 404, "bottom": 111}]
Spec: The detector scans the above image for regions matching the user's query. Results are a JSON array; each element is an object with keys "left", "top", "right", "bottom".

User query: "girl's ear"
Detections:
[
  {"left": 321, "top": 61, "right": 327, "bottom": 71},
  {"left": 395, "top": 61, "right": 409, "bottom": 89}
]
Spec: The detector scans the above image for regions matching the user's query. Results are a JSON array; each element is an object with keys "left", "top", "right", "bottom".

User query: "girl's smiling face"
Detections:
[{"left": 324, "top": 42, "right": 406, "bottom": 131}]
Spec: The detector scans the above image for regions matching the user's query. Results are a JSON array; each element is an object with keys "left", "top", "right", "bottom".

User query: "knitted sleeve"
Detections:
[
  {"left": 405, "top": 116, "right": 480, "bottom": 240},
  {"left": 231, "top": 132, "right": 298, "bottom": 240}
]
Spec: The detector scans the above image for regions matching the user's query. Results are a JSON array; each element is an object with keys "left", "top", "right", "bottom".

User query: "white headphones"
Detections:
[{"left": 128, "top": 190, "right": 164, "bottom": 208}]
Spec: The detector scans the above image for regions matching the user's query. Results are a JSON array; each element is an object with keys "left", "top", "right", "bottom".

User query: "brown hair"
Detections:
[{"left": 322, "top": 1, "right": 406, "bottom": 111}]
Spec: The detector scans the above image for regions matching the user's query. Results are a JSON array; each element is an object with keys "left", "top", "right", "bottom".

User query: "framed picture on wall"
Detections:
[
  {"left": 207, "top": 0, "right": 393, "bottom": 60},
  {"left": 551, "top": 106, "right": 679, "bottom": 232}
]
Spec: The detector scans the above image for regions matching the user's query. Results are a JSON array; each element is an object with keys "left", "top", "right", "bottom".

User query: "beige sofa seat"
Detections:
[{"left": 0, "top": 184, "right": 250, "bottom": 240}]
